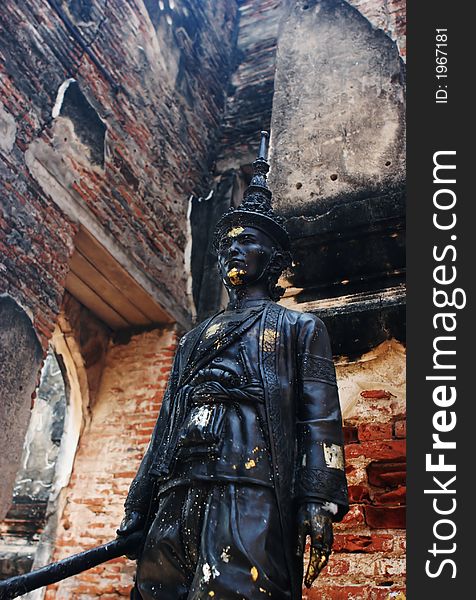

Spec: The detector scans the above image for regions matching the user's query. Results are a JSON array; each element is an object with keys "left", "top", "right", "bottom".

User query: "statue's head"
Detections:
[{"left": 213, "top": 132, "right": 291, "bottom": 301}]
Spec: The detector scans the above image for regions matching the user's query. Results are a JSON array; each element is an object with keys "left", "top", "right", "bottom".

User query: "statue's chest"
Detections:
[{"left": 200, "top": 315, "right": 261, "bottom": 383}]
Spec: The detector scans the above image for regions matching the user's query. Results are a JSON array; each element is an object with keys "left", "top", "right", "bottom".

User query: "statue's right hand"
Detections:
[{"left": 116, "top": 510, "right": 145, "bottom": 537}]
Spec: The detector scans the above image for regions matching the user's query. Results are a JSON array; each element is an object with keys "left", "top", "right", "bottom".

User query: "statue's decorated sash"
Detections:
[{"left": 149, "top": 304, "right": 268, "bottom": 479}]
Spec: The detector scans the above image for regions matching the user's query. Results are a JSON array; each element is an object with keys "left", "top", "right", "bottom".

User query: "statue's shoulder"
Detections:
[
  {"left": 279, "top": 305, "right": 332, "bottom": 355},
  {"left": 279, "top": 303, "right": 326, "bottom": 330}
]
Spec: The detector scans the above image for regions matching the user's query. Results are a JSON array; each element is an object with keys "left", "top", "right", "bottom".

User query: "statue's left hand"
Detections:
[
  {"left": 117, "top": 511, "right": 145, "bottom": 537},
  {"left": 117, "top": 510, "right": 146, "bottom": 560},
  {"left": 296, "top": 502, "right": 334, "bottom": 588}
]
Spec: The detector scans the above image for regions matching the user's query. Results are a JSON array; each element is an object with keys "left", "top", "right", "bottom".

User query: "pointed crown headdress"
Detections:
[{"left": 213, "top": 131, "right": 290, "bottom": 252}]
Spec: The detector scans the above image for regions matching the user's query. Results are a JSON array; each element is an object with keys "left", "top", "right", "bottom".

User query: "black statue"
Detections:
[{"left": 117, "top": 132, "right": 348, "bottom": 600}]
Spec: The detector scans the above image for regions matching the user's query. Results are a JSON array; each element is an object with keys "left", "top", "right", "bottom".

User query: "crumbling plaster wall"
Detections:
[
  {"left": 0, "top": 350, "right": 67, "bottom": 579},
  {"left": 0, "top": 294, "right": 112, "bottom": 580},
  {"left": 269, "top": 0, "right": 405, "bottom": 215},
  {"left": 347, "top": 0, "right": 406, "bottom": 59}
]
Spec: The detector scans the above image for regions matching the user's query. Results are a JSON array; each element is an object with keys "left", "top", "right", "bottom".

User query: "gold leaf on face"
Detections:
[
  {"left": 227, "top": 267, "right": 246, "bottom": 286},
  {"left": 227, "top": 226, "right": 245, "bottom": 238}
]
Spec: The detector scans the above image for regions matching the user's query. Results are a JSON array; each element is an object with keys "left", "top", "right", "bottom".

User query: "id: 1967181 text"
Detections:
[{"left": 435, "top": 28, "right": 448, "bottom": 104}]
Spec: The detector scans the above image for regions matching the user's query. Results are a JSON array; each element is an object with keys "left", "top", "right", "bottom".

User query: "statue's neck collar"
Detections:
[{"left": 226, "top": 296, "right": 270, "bottom": 311}]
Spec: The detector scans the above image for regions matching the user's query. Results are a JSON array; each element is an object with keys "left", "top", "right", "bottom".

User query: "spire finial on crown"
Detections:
[
  {"left": 243, "top": 131, "right": 272, "bottom": 203},
  {"left": 258, "top": 130, "right": 269, "bottom": 160}
]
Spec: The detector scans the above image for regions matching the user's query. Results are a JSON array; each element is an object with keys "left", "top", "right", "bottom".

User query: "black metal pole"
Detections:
[{"left": 0, "top": 532, "right": 142, "bottom": 600}]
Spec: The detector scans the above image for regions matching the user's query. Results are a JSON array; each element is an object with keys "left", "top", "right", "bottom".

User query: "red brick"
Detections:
[
  {"left": 135, "top": 436, "right": 152, "bottom": 445},
  {"left": 343, "top": 425, "right": 359, "bottom": 444},
  {"left": 345, "top": 464, "right": 356, "bottom": 476},
  {"left": 360, "top": 390, "right": 395, "bottom": 399},
  {"left": 358, "top": 422, "right": 393, "bottom": 441},
  {"left": 367, "top": 460, "right": 406, "bottom": 487},
  {"left": 304, "top": 585, "right": 406, "bottom": 599},
  {"left": 348, "top": 484, "right": 370, "bottom": 504},
  {"left": 326, "top": 557, "right": 350, "bottom": 576},
  {"left": 373, "top": 486, "right": 406, "bottom": 506},
  {"left": 303, "top": 585, "right": 369, "bottom": 600},
  {"left": 345, "top": 440, "right": 406, "bottom": 461},
  {"left": 333, "top": 533, "right": 394, "bottom": 553},
  {"left": 364, "top": 506, "right": 406, "bottom": 529},
  {"left": 114, "top": 471, "right": 139, "bottom": 479},
  {"left": 46, "top": 330, "right": 178, "bottom": 597},
  {"left": 340, "top": 505, "right": 366, "bottom": 527},
  {"left": 77, "top": 573, "right": 100, "bottom": 582},
  {"left": 371, "top": 589, "right": 406, "bottom": 600}
]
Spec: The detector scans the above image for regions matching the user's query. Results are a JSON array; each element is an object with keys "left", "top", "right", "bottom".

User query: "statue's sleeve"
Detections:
[
  {"left": 295, "top": 314, "right": 349, "bottom": 521},
  {"left": 123, "top": 337, "right": 183, "bottom": 514}
]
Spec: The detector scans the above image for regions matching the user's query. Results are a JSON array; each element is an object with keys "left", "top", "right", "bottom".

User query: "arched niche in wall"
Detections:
[
  {"left": 25, "top": 322, "right": 89, "bottom": 593},
  {"left": 0, "top": 348, "right": 68, "bottom": 579},
  {"left": 0, "top": 321, "right": 88, "bottom": 585},
  {"left": 0, "top": 296, "right": 43, "bottom": 522}
]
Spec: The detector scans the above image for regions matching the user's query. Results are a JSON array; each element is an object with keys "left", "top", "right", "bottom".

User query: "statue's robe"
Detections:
[{"left": 125, "top": 300, "right": 348, "bottom": 599}]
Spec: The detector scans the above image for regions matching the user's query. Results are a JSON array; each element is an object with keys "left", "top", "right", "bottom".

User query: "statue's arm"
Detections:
[
  {"left": 294, "top": 314, "right": 349, "bottom": 586},
  {"left": 295, "top": 313, "right": 348, "bottom": 518}
]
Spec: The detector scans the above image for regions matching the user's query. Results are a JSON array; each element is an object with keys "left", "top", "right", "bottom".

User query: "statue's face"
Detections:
[{"left": 218, "top": 226, "right": 275, "bottom": 287}]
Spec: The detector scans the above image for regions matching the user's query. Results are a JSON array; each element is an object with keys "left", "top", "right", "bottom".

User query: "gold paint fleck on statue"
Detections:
[
  {"left": 227, "top": 267, "right": 246, "bottom": 286},
  {"left": 262, "top": 328, "right": 278, "bottom": 350},
  {"left": 205, "top": 323, "right": 222, "bottom": 338},
  {"left": 227, "top": 226, "right": 245, "bottom": 238}
]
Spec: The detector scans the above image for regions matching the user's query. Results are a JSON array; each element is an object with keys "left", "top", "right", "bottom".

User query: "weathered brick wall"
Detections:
[
  {"left": 304, "top": 340, "right": 406, "bottom": 599},
  {"left": 0, "top": 0, "right": 238, "bottom": 346},
  {"left": 45, "top": 327, "right": 177, "bottom": 599}
]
